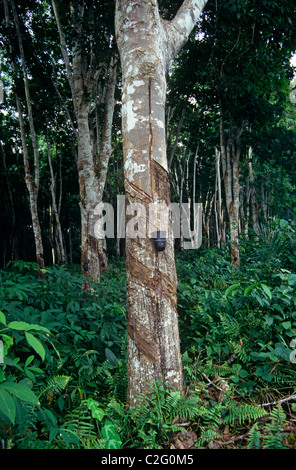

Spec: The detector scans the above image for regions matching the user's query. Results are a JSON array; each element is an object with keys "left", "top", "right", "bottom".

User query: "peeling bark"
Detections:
[{"left": 115, "top": 0, "right": 207, "bottom": 406}]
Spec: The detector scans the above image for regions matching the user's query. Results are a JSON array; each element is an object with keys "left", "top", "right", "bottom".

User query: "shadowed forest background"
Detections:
[{"left": 1, "top": 0, "right": 296, "bottom": 450}]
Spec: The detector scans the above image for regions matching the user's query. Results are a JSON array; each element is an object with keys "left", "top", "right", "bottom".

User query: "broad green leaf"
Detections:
[
  {"left": 225, "top": 284, "right": 239, "bottom": 298},
  {"left": 87, "top": 398, "right": 105, "bottom": 421},
  {"left": 0, "top": 389, "right": 16, "bottom": 424},
  {"left": 0, "top": 311, "right": 6, "bottom": 325},
  {"left": 25, "top": 355, "right": 35, "bottom": 368},
  {"left": 7, "top": 321, "right": 31, "bottom": 331},
  {"left": 49, "top": 427, "right": 59, "bottom": 443},
  {"left": 244, "top": 284, "right": 256, "bottom": 296},
  {"left": 261, "top": 284, "right": 272, "bottom": 299},
  {"left": 25, "top": 332, "right": 45, "bottom": 361},
  {"left": 92, "top": 407, "right": 105, "bottom": 421},
  {"left": 7, "top": 321, "right": 50, "bottom": 334},
  {"left": 239, "top": 369, "right": 249, "bottom": 378},
  {"left": 27, "top": 324, "right": 50, "bottom": 334},
  {"left": 282, "top": 321, "right": 292, "bottom": 330},
  {"left": 262, "top": 371, "right": 272, "bottom": 382},
  {"left": 105, "top": 348, "right": 117, "bottom": 365},
  {"left": 0, "top": 382, "right": 38, "bottom": 405},
  {"left": 288, "top": 274, "right": 296, "bottom": 286},
  {"left": 101, "top": 421, "right": 118, "bottom": 439},
  {"left": 265, "top": 315, "right": 274, "bottom": 326},
  {"left": 102, "top": 421, "right": 122, "bottom": 449}
]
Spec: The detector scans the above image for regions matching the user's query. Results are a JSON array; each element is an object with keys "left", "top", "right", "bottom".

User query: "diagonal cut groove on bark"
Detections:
[
  {"left": 124, "top": 178, "right": 153, "bottom": 203},
  {"left": 127, "top": 251, "right": 177, "bottom": 307},
  {"left": 127, "top": 316, "right": 158, "bottom": 364}
]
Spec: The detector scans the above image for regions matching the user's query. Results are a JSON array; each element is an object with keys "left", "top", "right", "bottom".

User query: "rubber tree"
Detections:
[
  {"left": 51, "top": 0, "right": 116, "bottom": 282},
  {"left": 115, "top": 0, "right": 207, "bottom": 407}
]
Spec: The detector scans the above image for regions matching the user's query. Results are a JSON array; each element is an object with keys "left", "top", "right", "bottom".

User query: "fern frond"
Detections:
[
  {"left": 248, "top": 422, "right": 262, "bottom": 449},
  {"left": 263, "top": 405, "right": 288, "bottom": 449},
  {"left": 200, "top": 363, "right": 231, "bottom": 378},
  {"left": 82, "top": 437, "right": 107, "bottom": 449},
  {"left": 223, "top": 403, "right": 267, "bottom": 426},
  {"left": 203, "top": 404, "right": 223, "bottom": 428},
  {"left": 39, "top": 375, "right": 71, "bottom": 402},
  {"left": 61, "top": 401, "right": 97, "bottom": 445},
  {"left": 197, "top": 427, "right": 220, "bottom": 448},
  {"left": 174, "top": 395, "right": 201, "bottom": 420}
]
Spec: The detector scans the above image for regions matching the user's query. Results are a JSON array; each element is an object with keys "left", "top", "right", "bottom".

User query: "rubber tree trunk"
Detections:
[{"left": 115, "top": 0, "right": 207, "bottom": 407}]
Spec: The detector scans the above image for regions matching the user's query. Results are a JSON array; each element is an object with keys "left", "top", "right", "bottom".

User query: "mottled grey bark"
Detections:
[{"left": 115, "top": 0, "right": 207, "bottom": 406}]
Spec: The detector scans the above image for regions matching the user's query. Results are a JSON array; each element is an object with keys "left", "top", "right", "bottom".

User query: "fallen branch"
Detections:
[{"left": 259, "top": 394, "right": 296, "bottom": 408}]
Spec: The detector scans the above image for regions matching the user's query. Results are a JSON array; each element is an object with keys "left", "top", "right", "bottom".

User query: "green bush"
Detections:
[{"left": 0, "top": 261, "right": 127, "bottom": 448}]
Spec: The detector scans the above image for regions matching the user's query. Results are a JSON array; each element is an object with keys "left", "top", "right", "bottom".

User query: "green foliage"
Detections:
[
  {"left": 1, "top": 233, "right": 296, "bottom": 449},
  {"left": 177, "top": 224, "right": 296, "bottom": 396},
  {"left": 0, "top": 261, "right": 127, "bottom": 448},
  {"left": 248, "top": 405, "right": 290, "bottom": 449}
]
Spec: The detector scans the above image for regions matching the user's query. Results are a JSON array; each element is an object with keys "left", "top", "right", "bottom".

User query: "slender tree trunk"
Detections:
[
  {"left": 229, "top": 123, "right": 241, "bottom": 266},
  {"left": 240, "top": 181, "right": 250, "bottom": 237},
  {"left": 115, "top": 0, "right": 207, "bottom": 407},
  {"left": 168, "top": 105, "right": 186, "bottom": 168},
  {"left": 46, "top": 132, "right": 66, "bottom": 265},
  {"left": 192, "top": 143, "right": 201, "bottom": 249},
  {"left": 219, "top": 99, "right": 242, "bottom": 267},
  {"left": 261, "top": 185, "right": 268, "bottom": 223},
  {"left": 248, "top": 147, "right": 259, "bottom": 234},
  {"left": 9, "top": 0, "right": 44, "bottom": 274},
  {"left": 215, "top": 146, "right": 223, "bottom": 248},
  {"left": 0, "top": 141, "right": 18, "bottom": 260}
]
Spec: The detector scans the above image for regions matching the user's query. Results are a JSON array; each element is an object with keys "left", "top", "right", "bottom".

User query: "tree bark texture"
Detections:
[
  {"left": 219, "top": 102, "right": 242, "bottom": 267},
  {"left": 115, "top": 0, "right": 207, "bottom": 407},
  {"left": 51, "top": 0, "right": 116, "bottom": 282}
]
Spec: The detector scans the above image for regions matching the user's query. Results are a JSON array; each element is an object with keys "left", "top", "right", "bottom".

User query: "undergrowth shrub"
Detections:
[
  {"left": 177, "top": 220, "right": 296, "bottom": 396},
  {"left": 1, "top": 218, "right": 296, "bottom": 449},
  {"left": 0, "top": 260, "right": 127, "bottom": 448}
]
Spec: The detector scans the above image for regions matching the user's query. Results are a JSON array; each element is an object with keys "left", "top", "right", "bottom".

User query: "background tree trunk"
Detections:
[
  {"left": 10, "top": 0, "right": 44, "bottom": 274},
  {"left": 219, "top": 101, "right": 242, "bottom": 267},
  {"left": 51, "top": 0, "right": 116, "bottom": 282},
  {"left": 248, "top": 147, "right": 259, "bottom": 235},
  {"left": 46, "top": 132, "right": 66, "bottom": 265}
]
